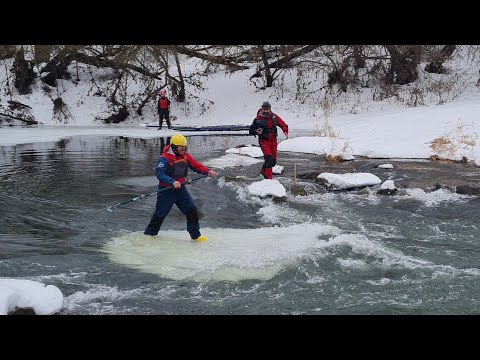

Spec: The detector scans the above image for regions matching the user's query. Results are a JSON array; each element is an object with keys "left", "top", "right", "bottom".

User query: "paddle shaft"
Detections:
[{"left": 106, "top": 174, "right": 208, "bottom": 212}]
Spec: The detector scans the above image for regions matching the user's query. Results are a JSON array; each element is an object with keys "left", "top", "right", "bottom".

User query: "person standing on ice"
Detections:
[
  {"left": 144, "top": 134, "right": 216, "bottom": 241},
  {"left": 249, "top": 101, "right": 288, "bottom": 179},
  {"left": 157, "top": 89, "right": 172, "bottom": 130}
]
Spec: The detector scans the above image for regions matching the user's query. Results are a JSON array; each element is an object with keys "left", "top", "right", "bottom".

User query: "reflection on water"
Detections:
[{"left": 1, "top": 134, "right": 480, "bottom": 315}]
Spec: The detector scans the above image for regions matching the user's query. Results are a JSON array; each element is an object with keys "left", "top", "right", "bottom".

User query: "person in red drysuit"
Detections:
[{"left": 249, "top": 101, "right": 288, "bottom": 179}]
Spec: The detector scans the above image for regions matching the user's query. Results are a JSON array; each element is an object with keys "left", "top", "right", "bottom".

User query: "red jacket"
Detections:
[
  {"left": 156, "top": 145, "right": 209, "bottom": 187},
  {"left": 158, "top": 96, "right": 170, "bottom": 111},
  {"left": 249, "top": 111, "right": 288, "bottom": 141}
]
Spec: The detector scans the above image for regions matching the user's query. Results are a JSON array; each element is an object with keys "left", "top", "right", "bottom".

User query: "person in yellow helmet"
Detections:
[{"left": 144, "top": 134, "right": 216, "bottom": 241}]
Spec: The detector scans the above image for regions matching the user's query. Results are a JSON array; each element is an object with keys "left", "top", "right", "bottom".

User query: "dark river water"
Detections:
[{"left": 1, "top": 133, "right": 479, "bottom": 314}]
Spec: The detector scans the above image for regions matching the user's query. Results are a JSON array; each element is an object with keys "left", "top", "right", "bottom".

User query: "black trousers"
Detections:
[
  {"left": 144, "top": 185, "right": 201, "bottom": 238},
  {"left": 158, "top": 109, "right": 171, "bottom": 129}
]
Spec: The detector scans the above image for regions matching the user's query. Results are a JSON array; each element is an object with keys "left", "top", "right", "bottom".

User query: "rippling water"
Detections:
[{"left": 1, "top": 134, "right": 479, "bottom": 314}]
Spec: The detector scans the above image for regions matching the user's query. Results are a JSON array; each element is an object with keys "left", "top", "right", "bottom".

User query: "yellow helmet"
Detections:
[{"left": 170, "top": 134, "right": 187, "bottom": 147}]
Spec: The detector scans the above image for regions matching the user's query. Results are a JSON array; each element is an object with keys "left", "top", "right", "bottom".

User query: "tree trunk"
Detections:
[
  {"left": 40, "top": 49, "right": 74, "bottom": 87},
  {"left": 173, "top": 50, "right": 186, "bottom": 102},
  {"left": 136, "top": 90, "right": 156, "bottom": 116},
  {"left": 385, "top": 45, "right": 422, "bottom": 85},
  {"left": 266, "top": 45, "right": 320, "bottom": 69},
  {"left": 0, "top": 100, "right": 37, "bottom": 125},
  {"left": 327, "top": 62, "right": 350, "bottom": 92},
  {"left": 257, "top": 46, "right": 273, "bottom": 87},
  {"left": 34, "top": 45, "right": 54, "bottom": 64},
  {"left": 13, "top": 48, "right": 35, "bottom": 95},
  {"left": 102, "top": 106, "right": 129, "bottom": 124},
  {"left": 424, "top": 45, "right": 456, "bottom": 74},
  {"left": 172, "top": 45, "right": 249, "bottom": 70},
  {"left": 352, "top": 45, "right": 365, "bottom": 69}
]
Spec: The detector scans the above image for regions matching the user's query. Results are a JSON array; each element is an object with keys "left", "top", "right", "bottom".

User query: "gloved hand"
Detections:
[{"left": 284, "top": 132, "right": 288, "bottom": 139}]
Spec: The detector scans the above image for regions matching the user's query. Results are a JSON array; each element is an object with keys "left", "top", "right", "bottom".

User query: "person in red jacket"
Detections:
[
  {"left": 144, "top": 134, "right": 216, "bottom": 241},
  {"left": 157, "top": 89, "right": 172, "bottom": 130},
  {"left": 249, "top": 101, "right": 289, "bottom": 179}
]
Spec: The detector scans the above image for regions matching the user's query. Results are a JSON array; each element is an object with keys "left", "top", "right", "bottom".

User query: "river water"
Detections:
[{"left": 1, "top": 133, "right": 479, "bottom": 314}]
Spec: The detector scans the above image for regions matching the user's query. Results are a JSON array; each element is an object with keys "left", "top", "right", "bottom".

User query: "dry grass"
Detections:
[
  {"left": 428, "top": 119, "right": 478, "bottom": 159},
  {"left": 313, "top": 119, "right": 339, "bottom": 138},
  {"left": 313, "top": 95, "right": 340, "bottom": 138},
  {"left": 324, "top": 154, "right": 343, "bottom": 162},
  {"left": 458, "top": 133, "right": 477, "bottom": 147},
  {"left": 430, "top": 136, "right": 455, "bottom": 156}
]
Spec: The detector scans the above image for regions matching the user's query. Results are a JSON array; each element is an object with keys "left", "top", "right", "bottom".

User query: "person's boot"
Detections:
[{"left": 192, "top": 235, "right": 208, "bottom": 242}]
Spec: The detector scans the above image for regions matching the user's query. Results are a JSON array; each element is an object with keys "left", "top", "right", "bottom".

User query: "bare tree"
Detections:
[{"left": 3, "top": 44, "right": 473, "bottom": 126}]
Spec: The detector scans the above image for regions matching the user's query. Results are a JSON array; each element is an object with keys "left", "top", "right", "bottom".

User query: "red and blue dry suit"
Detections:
[
  {"left": 249, "top": 110, "right": 288, "bottom": 179},
  {"left": 144, "top": 144, "right": 211, "bottom": 238}
]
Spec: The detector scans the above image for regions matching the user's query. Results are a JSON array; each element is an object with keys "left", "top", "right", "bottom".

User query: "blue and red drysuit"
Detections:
[{"left": 144, "top": 145, "right": 211, "bottom": 238}]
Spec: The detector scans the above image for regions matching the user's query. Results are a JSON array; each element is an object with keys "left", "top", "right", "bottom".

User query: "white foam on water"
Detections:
[
  {"left": 102, "top": 223, "right": 340, "bottom": 282},
  {"left": 405, "top": 188, "right": 475, "bottom": 207}
]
